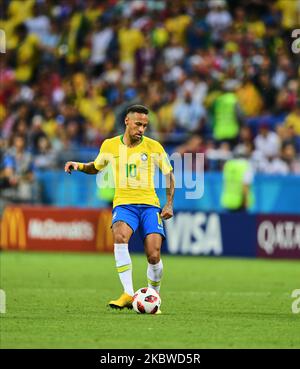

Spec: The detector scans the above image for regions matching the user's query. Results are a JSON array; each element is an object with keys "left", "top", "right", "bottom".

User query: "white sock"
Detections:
[
  {"left": 147, "top": 260, "right": 163, "bottom": 293},
  {"left": 114, "top": 243, "right": 134, "bottom": 296}
]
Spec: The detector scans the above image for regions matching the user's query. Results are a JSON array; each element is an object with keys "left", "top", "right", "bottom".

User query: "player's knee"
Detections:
[
  {"left": 147, "top": 253, "right": 160, "bottom": 265},
  {"left": 114, "top": 233, "right": 129, "bottom": 244}
]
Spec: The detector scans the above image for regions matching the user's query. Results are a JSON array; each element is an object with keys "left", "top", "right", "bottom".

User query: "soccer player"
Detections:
[{"left": 64, "top": 105, "right": 175, "bottom": 313}]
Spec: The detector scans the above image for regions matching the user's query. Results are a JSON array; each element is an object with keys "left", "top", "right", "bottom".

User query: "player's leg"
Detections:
[
  {"left": 108, "top": 206, "right": 139, "bottom": 309},
  {"left": 112, "top": 221, "right": 134, "bottom": 293},
  {"left": 140, "top": 207, "right": 165, "bottom": 294},
  {"left": 144, "top": 233, "right": 164, "bottom": 294},
  {"left": 109, "top": 221, "right": 134, "bottom": 309}
]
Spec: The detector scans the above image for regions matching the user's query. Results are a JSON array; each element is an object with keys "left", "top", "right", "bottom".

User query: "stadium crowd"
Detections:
[{"left": 1, "top": 0, "right": 300, "bottom": 204}]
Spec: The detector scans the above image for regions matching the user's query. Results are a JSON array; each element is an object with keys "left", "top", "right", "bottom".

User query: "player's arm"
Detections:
[
  {"left": 64, "top": 161, "right": 99, "bottom": 175},
  {"left": 154, "top": 142, "right": 175, "bottom": 219},
  {"left": 161, "top": 171, "right": 175, "bottom": 220},
  {"left": 65, "top": 140, "right": 111, "bottom": 175}
]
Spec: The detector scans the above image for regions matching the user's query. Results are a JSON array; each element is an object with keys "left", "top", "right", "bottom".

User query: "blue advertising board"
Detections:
[{"left": 129, "top": 212, "right": 257, "bottom": 258}]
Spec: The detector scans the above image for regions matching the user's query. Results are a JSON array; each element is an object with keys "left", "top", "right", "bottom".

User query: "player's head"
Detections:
[{"left": 125, "top": 104, "right": 149, "bottom": 140}]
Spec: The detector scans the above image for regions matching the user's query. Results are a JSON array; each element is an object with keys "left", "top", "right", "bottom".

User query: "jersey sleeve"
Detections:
[
  {"left": 94, "top": 140, "right": 112, "bottom": 171},
  {"left": 154, "top": 142, "right": 173, "bottom": 175}
]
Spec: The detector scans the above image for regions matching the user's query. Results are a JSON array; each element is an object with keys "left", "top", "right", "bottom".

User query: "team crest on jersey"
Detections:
[{"left": 141, "top": 153, "right": 148, "bottom": 161}]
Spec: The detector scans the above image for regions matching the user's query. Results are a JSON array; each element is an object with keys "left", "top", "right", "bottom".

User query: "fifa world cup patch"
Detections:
[{"left": 141, "top": 153, "right": 148, "bottom": 161}]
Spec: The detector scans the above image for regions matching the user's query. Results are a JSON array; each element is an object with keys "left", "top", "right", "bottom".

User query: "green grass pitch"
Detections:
[{"left": 0, "top": 251, "right": 299, "bottom": 348}]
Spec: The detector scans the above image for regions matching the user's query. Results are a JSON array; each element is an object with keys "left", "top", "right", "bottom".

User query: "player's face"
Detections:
[{"left": 125, "top": 112, "right": 149, "bottom": 140}]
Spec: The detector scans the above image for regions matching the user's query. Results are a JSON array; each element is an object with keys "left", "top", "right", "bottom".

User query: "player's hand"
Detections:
[
  {"left": 161, "top": 204, "right": 173, "bottom": 220},
  {"left": 64, "top": 161, "right": 79, "bottom": 174}
]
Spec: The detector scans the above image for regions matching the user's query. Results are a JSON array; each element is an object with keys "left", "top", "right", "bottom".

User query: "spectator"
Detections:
[
  {"left": 234, "top": 126, "right": 253, "bottom": 157},
  {"left": 256, "top": 73, "right": 277, "bottom": 114},
  {"left": 164, "top": 3, "right": 191, "bottom": 45},
  {"left": 0, "top": 0, "right": 299, "bottom": 187},
  {"left": 284, "top": 99, "right": 300, "bottom": 136},
  {"left": 212, "top": 80, "right": 243, "bottom": 147},
  {"left": 157, "top": 91, "right": 176, "bottom": 137},
  {"left": 276, "top": 0, "right": 300, "bottom": 32},
  {"left": 281, "top": 143, "right": 300, "bottom": 174},
  {"left": 178, "top": 72, "right": 208, "bottom": 107},
  {"left": 206, "top": 141, "right": 233, "bottom": 171},
  {"left": 236, "top": 76, "right": 263, "bottom": 117},
  {"left": 135, "top": 34, "right": 157, "bottom": 79},
  {"left": 206, "top": 0, "right": 232, "bottom": 42},
  {"left": 14, "top": 23, "right": 40, "bottom": 83},
  {"left": 174, "top": 91, "right": 206, "bottom": 134},
  {"left": 276, "top": 125, "right": 300, "bottom": 153},
  {"left": 256, "top": 155, "right": 289, "bottom": 175},
  {"left": 163, "top": 36, "right": 185, "bottom": 69},
  {"left": 89, "top": 17, "right": 114, "bottom": 77},
  {"left": 2, "top": 134, "right": 39, "bottom": 203},
  {"left": 118, "top": 18, "right": 145, "bottom": 84},
  {"left": 0, "top": 138, "right": 10, "bottom": 191},
  {"left": 276, "top": 79, "right": 298, "bottom": 113},
  {"left": 33, "top": 136, "right": 57, "bottom": 170},
  {"left": 254, "top": 122, "right": 280, "bottom": 158},
  {"left": 221, "top": 150, "right": 254, "bottom": 212},
  {"left": 252, "top": 141, "right": 300, "bottom": 175},
  {"left": 25, "top": 2, "right": 50, "bottom": 41}
]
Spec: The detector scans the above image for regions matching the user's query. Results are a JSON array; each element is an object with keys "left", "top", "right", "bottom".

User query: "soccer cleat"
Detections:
[
  {"left": 108, "top": 292, "right": 133, "bottom": 310},
  {"left": 155, "top": 309, "right": 162, "bottom": 315}
]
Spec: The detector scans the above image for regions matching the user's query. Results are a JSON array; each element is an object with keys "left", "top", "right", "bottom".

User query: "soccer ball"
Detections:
[{"left": 132, "top": 287, "right": 161, "bottom": 314}]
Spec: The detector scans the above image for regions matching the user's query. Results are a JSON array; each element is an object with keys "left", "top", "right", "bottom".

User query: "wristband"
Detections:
[{"left": 77, "top": 162, "right": 84, "bottom": 171}]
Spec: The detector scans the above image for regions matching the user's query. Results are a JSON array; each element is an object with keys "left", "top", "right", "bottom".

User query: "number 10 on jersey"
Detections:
[{"left": 126, "top": 164, "right": 137, "bottom": 177}]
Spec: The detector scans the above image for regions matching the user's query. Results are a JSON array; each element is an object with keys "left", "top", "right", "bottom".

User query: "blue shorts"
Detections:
[{"left": 112, "top": 205, "right": 165, "bottom": 240}]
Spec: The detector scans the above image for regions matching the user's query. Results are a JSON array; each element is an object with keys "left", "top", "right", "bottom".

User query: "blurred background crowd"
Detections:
[{"left": 0, "top": 0, "right": 300, "bottom": 205}]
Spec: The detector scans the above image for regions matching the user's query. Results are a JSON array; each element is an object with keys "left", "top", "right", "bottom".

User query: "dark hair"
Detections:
[{"left": 126, "top": 104, "right": 149, "bottom": 115}]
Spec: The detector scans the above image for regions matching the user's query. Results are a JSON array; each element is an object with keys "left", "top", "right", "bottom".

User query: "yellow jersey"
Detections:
[{"left": 94, "top": 135, "right": 173, "bottom": 208}]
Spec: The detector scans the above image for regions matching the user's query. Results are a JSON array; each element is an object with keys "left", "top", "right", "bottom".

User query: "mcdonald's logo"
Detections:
[
  {"left": 0, "top": 207, "right": 26, "bottom": 250},
  {"left": 96, "top": 210, "right": 113, "bottom": 252}
]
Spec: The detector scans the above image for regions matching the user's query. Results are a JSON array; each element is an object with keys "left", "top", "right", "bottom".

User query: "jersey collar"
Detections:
[{"left": 120, "top": 134, "right": 144, "bottom": 147}]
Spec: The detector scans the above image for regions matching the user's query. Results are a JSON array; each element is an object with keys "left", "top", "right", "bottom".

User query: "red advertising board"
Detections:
[
  {"left": 2, "top": 206, "right": 299, "bottom": 259},
  {"left": 257, "top": 215, "right": 300, "bottom": 259},
  {"left": 0, "top": 206, "right": 114, "bottom": 253}
]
